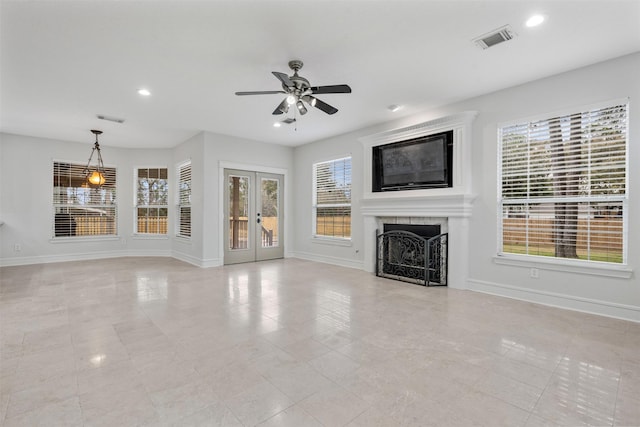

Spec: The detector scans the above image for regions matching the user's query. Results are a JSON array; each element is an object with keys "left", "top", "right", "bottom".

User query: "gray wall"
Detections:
[
  {"left": 1, "top": 52, "right": 637, "bottom": 320},
  {"left": 291, "top": 52, "right": 639, "bottom": 320},
  {"left": 0, "top": 131, "right": 294, "bottom": 267},
  {"left": 0, "top": 134, "right": 174, "bottom": 263}
]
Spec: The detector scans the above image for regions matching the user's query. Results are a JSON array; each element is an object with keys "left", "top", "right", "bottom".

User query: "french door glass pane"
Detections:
[
  {"left": 229, "top": 175, "right": 249, "bottom": 250},
  {"left": 261, "top": 178, "right": 278, "bottom": 248}
]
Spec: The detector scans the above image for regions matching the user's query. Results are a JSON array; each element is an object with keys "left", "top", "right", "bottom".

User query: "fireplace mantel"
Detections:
[
  {"left": 359, "top": 111, "right": 477, "bottom": 289},
  {"left": 361, "top": 193, "right": 476, "bottom": 218}
]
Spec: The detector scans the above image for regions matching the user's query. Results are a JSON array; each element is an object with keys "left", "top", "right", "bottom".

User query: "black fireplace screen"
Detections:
[{"left": 376, "top": 230, "right": 448, "bottom": 286}]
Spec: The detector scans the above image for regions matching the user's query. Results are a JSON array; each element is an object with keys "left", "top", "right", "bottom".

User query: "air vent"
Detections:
[
  {"left": 97, "top": 114, "right": 125, "bottom": 123},
  {"left": 473, "top": 25, "right": 516, "bottom": 49}
]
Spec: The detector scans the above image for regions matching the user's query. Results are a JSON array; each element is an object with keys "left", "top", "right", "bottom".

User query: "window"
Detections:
[
  {"left": 177, "top": 161, "right": 191, "bottom": 238},
  {"left": 52, "top": 162, "right": 117, "bottom": 237},
  {"left": 313, "top": 156, "right": 352, "bottom": 239},
  {"left": 135, "top": 167, "right": 168, "bottom": 234},
  {"left": 499, "top": 103, "right": 627, "bottom": 264}
]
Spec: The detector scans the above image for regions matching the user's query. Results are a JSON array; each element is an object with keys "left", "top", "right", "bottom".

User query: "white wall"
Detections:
[
  {"left": 292, "top": 52, "right": 639, "bottom": 321},
  {"left": 201, "top": 131, "right": 294, "bottom": 267},
  {"left": 0, "top": 130, "right": 294, "bottom": 268},
  {"left": 1, "top": 53, "right": 637, "bottom": 320},
  {"left": 291, "top": 132, "right": 365, "bottom": 269},
  {"left": 171, "top": 132, "right": 205, "bottom": 266},
  {"left": 459, "top": 53, "right": 639, "bottom": 321},
  {"left": 0, "top": 133, "right": 174, "bottom": 265}
]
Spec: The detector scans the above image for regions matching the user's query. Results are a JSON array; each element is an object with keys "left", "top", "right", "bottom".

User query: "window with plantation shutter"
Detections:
[
  {"left": 135, "top": 167, "right": 168, "bottom": 235},
  {"left": 499, "top": 102, "right": 627, "bottom": 264},
  {"left": 313, "top": 156, "right": 352, "bottom": 239},
  {"left": 52, "top": 162, "right": 117, "bottom": 238},
  {"left": 177, "top": 161, "right": 191, "bottom": 238}
]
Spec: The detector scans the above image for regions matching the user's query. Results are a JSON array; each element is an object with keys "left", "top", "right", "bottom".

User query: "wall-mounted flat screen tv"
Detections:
[{"left": 372, "top": 130, "right": 453, "bottom": 192}]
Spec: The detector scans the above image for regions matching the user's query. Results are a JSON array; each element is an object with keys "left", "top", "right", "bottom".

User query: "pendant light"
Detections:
[{"left": 85, "top": 130, "right": 106, "bottom": 187}]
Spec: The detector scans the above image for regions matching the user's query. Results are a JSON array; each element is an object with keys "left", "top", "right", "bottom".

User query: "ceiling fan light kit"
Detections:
[
  {"left": 296, "top": 100, "right": 307, "bottom": 115},
  {"left": 235, "top": 60, "right": 351, "bottom": 120}
]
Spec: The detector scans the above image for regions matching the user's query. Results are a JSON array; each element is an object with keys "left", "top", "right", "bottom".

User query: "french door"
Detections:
[{"left": 223, "top": 169, "right": 284, "bottom": 264}]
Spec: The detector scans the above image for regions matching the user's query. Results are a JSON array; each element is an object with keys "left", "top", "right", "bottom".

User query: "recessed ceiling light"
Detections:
[
  {"left": 526, "top": 15, "right": 545, "bottom": 27},
  {"left": 388, "top": 105, "right": 402, "bottom": 112},
  {"left": 273, "top": 122, "right": 281, "bottom": 128},
  {"left": 137, "top": 88, "right": 151, "bottom": 96}
]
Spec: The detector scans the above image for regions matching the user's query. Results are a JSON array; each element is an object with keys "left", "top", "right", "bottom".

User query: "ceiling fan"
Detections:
[{"left": 235, "top": 60, "right": 351, "bottom": 117}]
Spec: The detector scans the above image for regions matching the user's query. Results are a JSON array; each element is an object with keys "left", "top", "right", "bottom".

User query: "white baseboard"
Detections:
[
  {"left": 169, "top": 250, "right": 222, "bottom": 268},
  {"left": 1, "top": 249, "right": 171, "bottom": 267},
  {"left": 467, "top": 278, "right": 640, "bottom": 323},
  {"left": 0, "top": 250, "right": 124, "bottom": 267},
  {"left": 291, "top": 251, "right": 364, "bottom": 270},
  {"left": 125, "top": 249, "right": 172, "bottom": 258},
  {"left": 171, "top": 251, "right": 202, "bottom": 267},
  {"left": 0, "top": 249, "right": 226, "bottom": 269},
  {"left": 200, "top": 258, "right": 223, "bottom": 268}
]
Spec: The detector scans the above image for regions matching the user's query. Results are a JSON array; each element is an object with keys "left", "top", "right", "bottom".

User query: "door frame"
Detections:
[{"left": 218, "top": 161, "right": 289, "bottom": 265}]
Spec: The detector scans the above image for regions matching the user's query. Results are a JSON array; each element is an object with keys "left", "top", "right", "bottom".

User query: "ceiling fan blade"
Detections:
[
  {"left": 235, "top": 91, "right": 285, "bottom": 96},
  {"left": 272, "top": 72, "right": 294, "bottom": 88},
  {"left": 272, "top": 98, "right": 288, "bottom": 115},
  {"left": 309, "top": 97, "right": 338, "bottom": 115},
  {"left": 310, "top": 84, "right": 352, "bottom": 94}
]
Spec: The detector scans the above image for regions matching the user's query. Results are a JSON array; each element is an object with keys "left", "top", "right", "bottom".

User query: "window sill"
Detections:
[
  {"left": 493, "top": 254, "right": 632, "bottom": 279},
  {"left": 311, "top": 236, "right": 352, "bottom": 247},
  {"left": 50, "top": 236, "right": 120, "bottom": 243},
  {"left": 132, "top": 234, "right": 169, "bottom": 240}
]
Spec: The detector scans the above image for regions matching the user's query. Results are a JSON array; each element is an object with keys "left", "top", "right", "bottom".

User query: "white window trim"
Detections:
[
  {"left": 133, "top": 166, "right": 169, "bottom": 237},
  {"left": 131, "top": 234, "right": 169, "bottom": 241},
  {"left": 312, "top": 155, "right": 352, "bottom": 243},
  {"left": 496, "top": 98, "right": 629, "bottom": 130},
  {"left": 49, "top": 236, "right": 121, "bottom": 244},
  {"left": 311, "top": 235, "right": 353, "bottom": 246},
  {"left": 496, "top": 99, "right": 630, "bottom": 272},
  {"left": 493, "top": 254, "right": 632, "bottom": 279}
]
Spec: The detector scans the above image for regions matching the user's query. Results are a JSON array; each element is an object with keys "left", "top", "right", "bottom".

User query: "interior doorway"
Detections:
[{"left": 223, "top": 169, "right": 284, "bottom": 264}]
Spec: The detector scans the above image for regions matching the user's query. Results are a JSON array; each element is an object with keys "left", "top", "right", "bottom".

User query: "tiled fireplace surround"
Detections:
[{"left": 359, "top": 111, "right": 477, "bottom": 289}]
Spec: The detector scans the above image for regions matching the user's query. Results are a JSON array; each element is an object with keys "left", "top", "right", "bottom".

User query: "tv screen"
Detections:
[{"left": 372, "top": 130, "right": 452, "bottom": 192}]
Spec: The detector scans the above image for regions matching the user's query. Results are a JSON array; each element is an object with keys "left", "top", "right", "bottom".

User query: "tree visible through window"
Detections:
[
  {"left": 499, "top": 103, "right": 627, "bottom": 263},
  {"left": 135, "top": 167, "right": 168, "bottom": 234},
  {"left": 313, "top": 156, "right": 352, "bottom": 239}
]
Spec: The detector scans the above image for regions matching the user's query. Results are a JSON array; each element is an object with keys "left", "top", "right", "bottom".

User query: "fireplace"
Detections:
[
  {"left": 376, "top": 224, "right": 448, "bottom": 286},
  {"left": 360, "top": 111, "right": 477, "bottom": 290}
]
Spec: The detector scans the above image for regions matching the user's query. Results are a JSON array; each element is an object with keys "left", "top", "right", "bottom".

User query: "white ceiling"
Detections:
[{"left": 1, "top": 1, "right": 639, "bottom": 149}]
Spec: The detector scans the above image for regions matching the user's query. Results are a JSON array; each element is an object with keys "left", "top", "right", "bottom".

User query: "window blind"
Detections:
[
  {"left": 313, "top": 156, "right": 352, "bottom": 239},
  {"left": 52, "top": 162, "right": 117, "bottom": 237},
  {"left": 177, "top": 161, "right": 191, "bottom": 238},
  {"left": 499, "top": 103, "right": 627, "bottom": 263},
  {"left": 135, "top": 167, "right": 168, "bottom": 234}
]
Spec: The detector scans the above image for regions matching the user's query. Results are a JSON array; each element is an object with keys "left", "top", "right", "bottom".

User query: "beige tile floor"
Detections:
[{"left": 1, "top": 257, "right": 638, "bottom": 426}]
